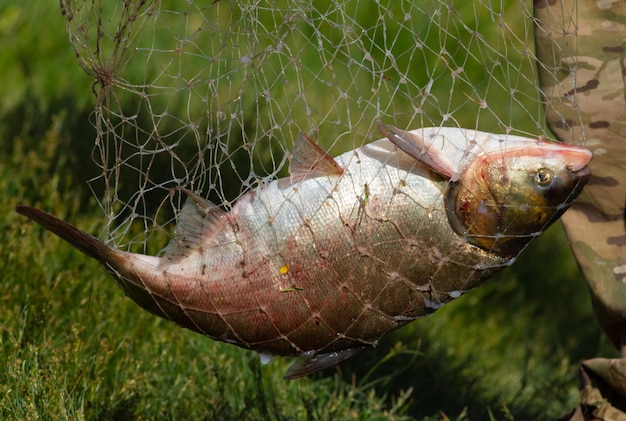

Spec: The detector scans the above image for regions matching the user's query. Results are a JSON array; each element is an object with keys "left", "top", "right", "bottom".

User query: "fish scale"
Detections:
[{"left": 16, "top": 122, "right": 592, "bottom": 379}]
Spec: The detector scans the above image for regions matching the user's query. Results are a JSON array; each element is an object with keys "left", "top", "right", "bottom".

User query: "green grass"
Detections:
[{"left": 0, "top": 1, "right": 618, "bottom": 419}]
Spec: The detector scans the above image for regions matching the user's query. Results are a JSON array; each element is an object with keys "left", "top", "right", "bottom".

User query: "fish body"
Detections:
[{"left": 16, "top": 122, "right": 592, "bottom": 378}]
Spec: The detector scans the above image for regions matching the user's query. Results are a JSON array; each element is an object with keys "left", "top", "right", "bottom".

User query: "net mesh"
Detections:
[{"left": 60, "top": 0, "right": 573, "bottom": 252}]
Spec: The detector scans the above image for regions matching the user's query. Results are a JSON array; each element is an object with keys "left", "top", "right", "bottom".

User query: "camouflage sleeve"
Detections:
[{"left": 534, "top": 1, "right": 626, "bottom": 418}]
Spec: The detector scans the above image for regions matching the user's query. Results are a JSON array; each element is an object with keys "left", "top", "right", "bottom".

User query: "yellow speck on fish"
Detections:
[
  {"left": 279, "top": 264, "right": 289, "bottom": 275},
  {"left": 280, "top": 286, "right": 304, "bottom": 292}
]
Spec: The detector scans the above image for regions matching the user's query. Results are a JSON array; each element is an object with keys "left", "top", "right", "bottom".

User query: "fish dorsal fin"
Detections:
[
  {"left": 289, "top": 133, "right": 344, "bottom": 183},
  {"left": 377, "top": 120, "right": 459, "bottom": 181},
  {"left": 163, "top": 189, "right": 227, "bottom": 259}
]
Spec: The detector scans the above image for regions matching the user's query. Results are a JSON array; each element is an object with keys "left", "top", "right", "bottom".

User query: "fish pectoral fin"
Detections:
[
  {"left": 284, "top": 347, "right": 365, "bottom": 380},
  {"left": 163, "top": 189, "right": 227, "bottom": 259},
  {"left": 289, "top": 133, "right": 344, "bottom": 183},
  {"left": 377, "top": 120, "right": 458, "bottom": 180}
]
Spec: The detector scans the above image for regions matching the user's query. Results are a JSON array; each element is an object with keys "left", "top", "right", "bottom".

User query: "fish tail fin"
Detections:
[{"left": 15, "top": 205, "right": 115, "bottom": 262}]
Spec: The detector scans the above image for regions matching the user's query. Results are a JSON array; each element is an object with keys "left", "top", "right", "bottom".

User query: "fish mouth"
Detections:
[
  {"left": 562, "top": 165, "right": 591, "bottom": 207},
  {"left": 562, "top": 146, "right": 592, "bottom": 173},
  {"left": 562, "top": 145, "right": 592, "bottom": 183},
  {"left": 571, "top": 165, "right": 592, "bottom": 180}
]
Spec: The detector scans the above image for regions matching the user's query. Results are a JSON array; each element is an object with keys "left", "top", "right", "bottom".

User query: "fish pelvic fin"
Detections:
[
  {"left": 284, "top": 347, "right": 365, "bottom": 380},
  {"left": 377, "top": 120, "right": 458, "bottom": 180},
  {"left": 15, "top": 206, "right": 116, "bottom": 263},
  {"left": 289, "top": 133, "right": 344, "bottom": 183}
]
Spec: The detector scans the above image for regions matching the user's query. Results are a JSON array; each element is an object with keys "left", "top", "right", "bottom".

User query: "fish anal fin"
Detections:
[
  {"left": 377, "top": 120, "right": 458, "bottom": 180},
  {"left": 284, "top": 347, "right": 364, "bottom": 380},
  {"left": 164, "top": 189, "right": 227, "bottom": 259},
  {"left": 178, "top": 187, "right": 221, "bottom": 212},
  {"left": 289, "top": 133, "right": 344, "bottom": 183}
]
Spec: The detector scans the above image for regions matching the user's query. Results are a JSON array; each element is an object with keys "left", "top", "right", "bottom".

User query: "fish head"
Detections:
[{"left": 446, "top": 140, "right": 592, "bottom": 257}]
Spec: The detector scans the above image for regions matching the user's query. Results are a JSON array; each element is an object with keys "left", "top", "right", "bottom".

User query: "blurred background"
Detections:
[{"left": 0, "top": 1, "right": 616, "bottom": 419}]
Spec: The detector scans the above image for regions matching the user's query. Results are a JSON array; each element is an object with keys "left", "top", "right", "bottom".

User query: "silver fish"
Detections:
[{"left": 16, "top": 121, "right": 592, "bottom": 379}]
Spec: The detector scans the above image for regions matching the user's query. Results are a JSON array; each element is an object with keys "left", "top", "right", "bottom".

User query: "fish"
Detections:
[{"left": 15, "top": 121, "right": 592, "bottom": 379}]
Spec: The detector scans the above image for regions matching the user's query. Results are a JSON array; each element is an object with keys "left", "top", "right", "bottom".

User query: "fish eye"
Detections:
[{"left": 535, "top": 168, "right": 553, "bottom": 187}]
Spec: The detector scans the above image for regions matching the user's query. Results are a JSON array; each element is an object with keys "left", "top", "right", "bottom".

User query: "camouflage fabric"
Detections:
[{"left": 534, "top": 0, "right": 626, "bottom": 417}]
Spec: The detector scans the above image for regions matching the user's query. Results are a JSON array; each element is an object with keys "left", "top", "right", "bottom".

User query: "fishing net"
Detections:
[
  {"left": 55, "top": 1, "right": 626, "bottom": 414},
  {"left": 59, "top": 0, "right": 575, "bottom": 251}
]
